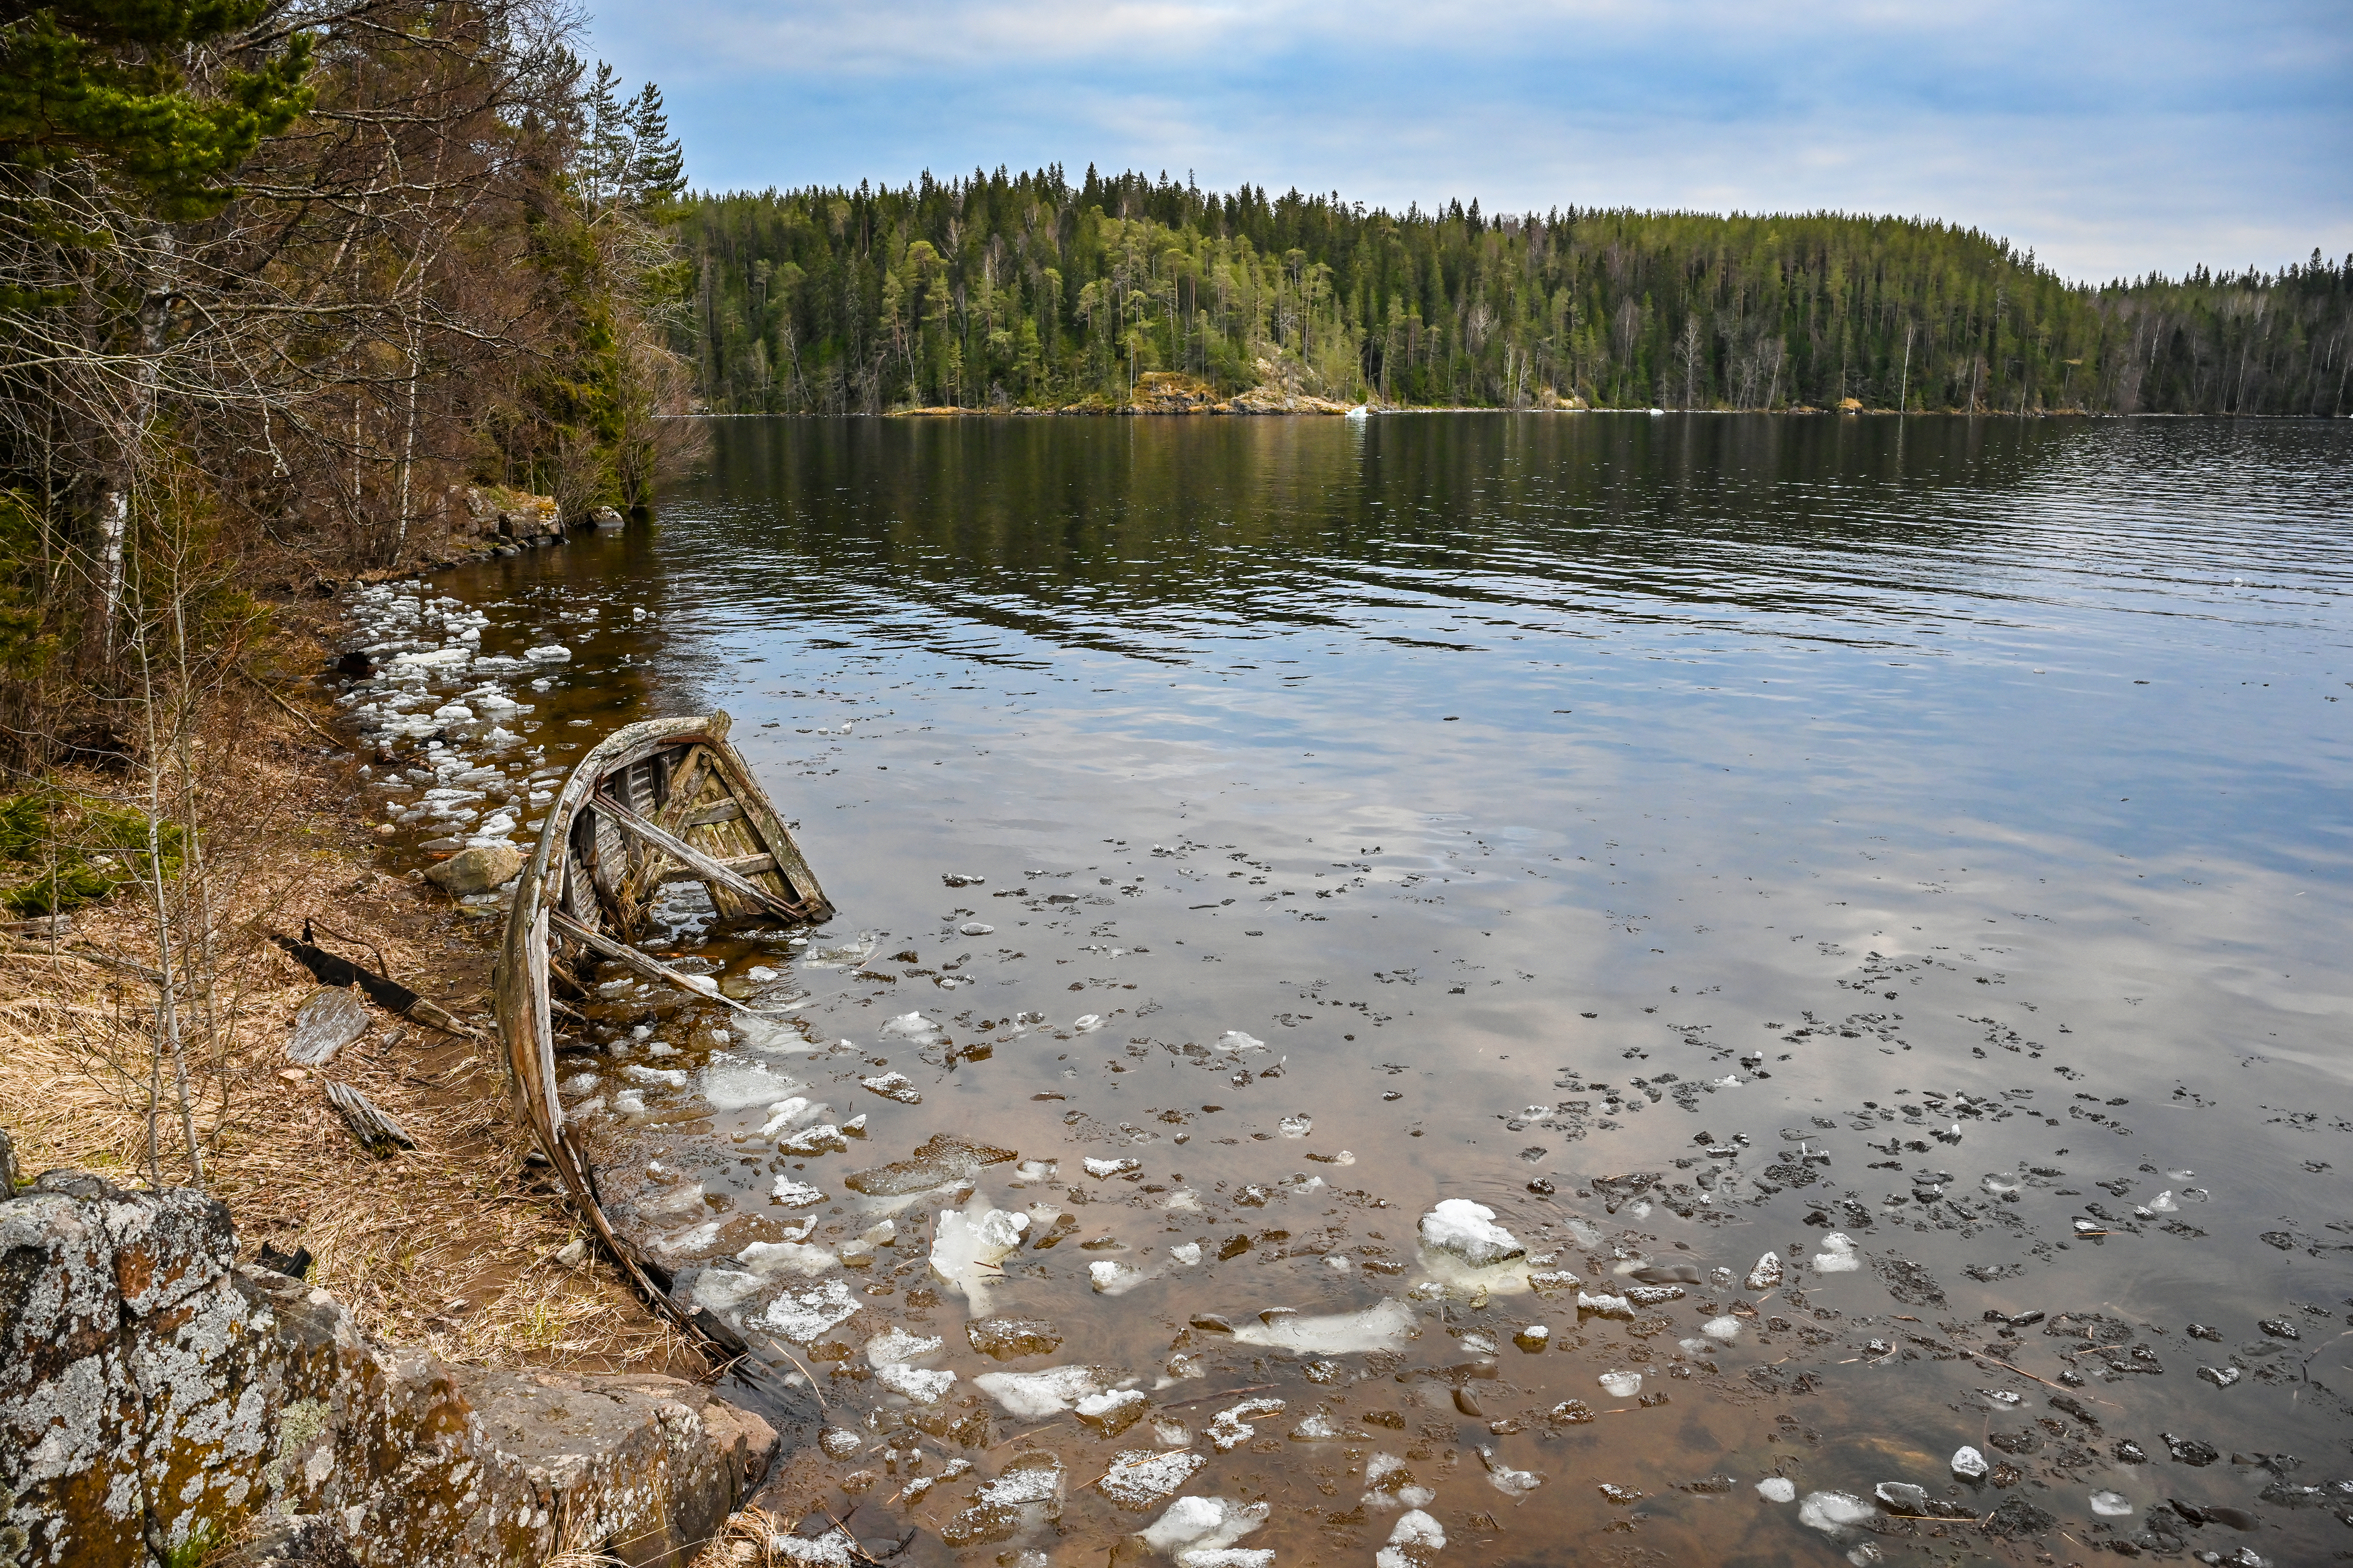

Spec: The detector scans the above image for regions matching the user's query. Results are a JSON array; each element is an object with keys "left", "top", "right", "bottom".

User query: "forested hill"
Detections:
[{"left": 680, "top": 165, "right": 2351, "bottom": 417}]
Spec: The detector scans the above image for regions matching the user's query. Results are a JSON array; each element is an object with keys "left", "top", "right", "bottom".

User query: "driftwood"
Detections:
[
  {"left": 323, "top": 1081, "right": 415, "bottom": 1153},
  {"left": 494, "top": 711, "right": 830, "bottom": 1346}
]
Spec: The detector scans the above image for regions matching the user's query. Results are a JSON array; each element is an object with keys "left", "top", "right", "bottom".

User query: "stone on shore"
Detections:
[{"left": 0, "top": 1169, "right": 774, "bottom": 1567}]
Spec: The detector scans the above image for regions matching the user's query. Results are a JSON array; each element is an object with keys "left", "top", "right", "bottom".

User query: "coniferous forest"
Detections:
[{"left": 681, "top": 166, "right": 2353, "bottom": 417}]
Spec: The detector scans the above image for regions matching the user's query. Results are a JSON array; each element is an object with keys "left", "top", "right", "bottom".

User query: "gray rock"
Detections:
[
  {"left": 0, "top": 1170, "right": 774, "bottom": 1567},
  {"left": 422, "top": 844, "right": 522, "bottom": 896}
]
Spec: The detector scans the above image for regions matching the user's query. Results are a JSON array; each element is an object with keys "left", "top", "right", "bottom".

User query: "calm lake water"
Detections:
[{"left": 417, "top": 414, "right": 2353, "bottom": 1565}]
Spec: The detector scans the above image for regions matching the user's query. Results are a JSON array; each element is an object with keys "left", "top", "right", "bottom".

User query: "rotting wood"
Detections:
[
  {"left": 493, "top": 711, "right": 832, "bottom": 1358},
  {"left": 593, "top": 788, "right": 809, "bottom": 922},
  {"left": 323, "top": 1081, "right": 416, "bottom": 1152},
  {"left": 270, "top": 930, "right": 481, "bottom": 1039}
]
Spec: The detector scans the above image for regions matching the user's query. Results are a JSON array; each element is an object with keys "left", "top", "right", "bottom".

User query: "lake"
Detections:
[{"left": 389, "top": 413, "right": 2353, "bottom": 1565}]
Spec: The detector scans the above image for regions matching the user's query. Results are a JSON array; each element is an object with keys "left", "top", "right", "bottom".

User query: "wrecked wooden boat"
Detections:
[{"left": 494, "top": 711, "right": 830, "bottom": 1325}]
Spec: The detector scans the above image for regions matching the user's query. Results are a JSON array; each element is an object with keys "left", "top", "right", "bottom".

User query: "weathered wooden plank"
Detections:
[
  {"left": 682, "top": 800, "right": 744, "bottom": 827},
  {"left": 594, "top": 790, "right": 809, "bottom": 921}
]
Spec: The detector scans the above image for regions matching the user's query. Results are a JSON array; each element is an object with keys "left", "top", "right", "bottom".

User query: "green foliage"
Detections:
[
  {"left": 0, "top": 0, "right": 314, "bottom": 221},
  {"left": 0, "top": 786, "right": 182, "bottom": 915},
  {"left": 681, "top": 167, "right": 2353, "bottom": 416}
]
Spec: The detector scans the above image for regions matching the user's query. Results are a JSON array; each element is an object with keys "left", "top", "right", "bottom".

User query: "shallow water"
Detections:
[{"left": 353, "top": 414, "right": 2353, "bottom": 1566}]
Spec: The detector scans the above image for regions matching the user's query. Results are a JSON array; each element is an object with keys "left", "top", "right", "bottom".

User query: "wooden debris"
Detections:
[
  {"left": 323, "top": 1081, "right": 415, "bottom": 1153},
  {"left": 493, "top": 710, "right": 830, "bottom": 1350}
]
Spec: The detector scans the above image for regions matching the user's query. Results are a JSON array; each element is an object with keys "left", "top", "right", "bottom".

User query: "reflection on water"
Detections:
[{"left": 405, "top": 415, "right": 2350, "bottom": 1565}]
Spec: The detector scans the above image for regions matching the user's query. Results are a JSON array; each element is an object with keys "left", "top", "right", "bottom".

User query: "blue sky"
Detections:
[{"left": 584, "top": 0, "right": 2350, "bottom": 283}]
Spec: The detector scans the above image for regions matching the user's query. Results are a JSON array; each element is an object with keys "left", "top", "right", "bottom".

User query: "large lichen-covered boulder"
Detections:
[{"left": 0, "top": 1171, "right": 776, "bottom": 1568}]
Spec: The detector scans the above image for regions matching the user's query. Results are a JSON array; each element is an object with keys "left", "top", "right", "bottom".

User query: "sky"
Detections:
[{"left": 583, "top": 0, "right": 2352, "bottom": 284}]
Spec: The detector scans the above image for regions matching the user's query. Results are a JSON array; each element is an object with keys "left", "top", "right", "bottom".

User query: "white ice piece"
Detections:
[
  {"left": 1745, "top": 1251, "right": 1784, "bottom": 1291},
  {"left": 1812, "top": 1233, "right": 1862, "bottom": 1273},
  {"left": 1230, "top": 1299, "right": 1419, "bottom": 1356},
  {"left": 1084, "top": 1157, "right": 1142, "bottom": 1178},
  {"left": 1478, "top": 1446, "right": 1543, "bottom": 1496},
  {"left": 866, "top": 1327, "right": 944, "bottom": 1366},
  {"left": 1375, "top": 1508, "right": 1446, "bottom": 1568},
  {"left": 1215, "top": 1030, "right": 1268, "bottom": 1054},
  {"left": 1950, "top": 1446, "right": 1989, "bottom": 1481},
  {"left": 931, "top": 1204, "right": 1030, "bottom": 1307},
  {"left": 1757, "top": 1477, "right": 1798, "bottom": 1503},
  {"left": 2089, "top": 1490, "right": 2133, "bottom": 1517},
  {"left": 1418, "top": 1199, "right": 1525, "bottom": 1268},
  {"left": 740, "top": 1240, "right": 838, "bottom": 1277},
  {"left": 524, "top": 643, "right": 571, "bottom": 661},
  {"left": 874, "top": 1363, "right": 955, "bottom": 1403},
  {"left": 1090, "top": 1260, "right": 1148, "bottom": 1295},
  {"left": 758, "top": 1278, "right": 861, "bottom": 1342},
  {"left": 1597, "top": 1370, "right": 1642, "bottom": 1399},
  {"left": 1798, "top": 1491, "right": 1874, "bottom": 1537},
  {"left": 879, "top": 1011, "right": 941, "bottom": 1042},
  {"left": 971, "top": 1364, "right": 1125, "bottom": 1420},
  {"left": 1700, "top": 1315, "right": 1743, "bottom": 1342},
  {"left": 1140, "top": 1496, "right": 1271, "bottom": 1565},
  {"left": 771, "top": 1176, "right": 827, "bottom": 1208}
]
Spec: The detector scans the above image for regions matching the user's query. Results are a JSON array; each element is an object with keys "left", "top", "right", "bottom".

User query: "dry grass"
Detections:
[{"left": 0, "top": 684, "right": 699, "bottom": 1374}]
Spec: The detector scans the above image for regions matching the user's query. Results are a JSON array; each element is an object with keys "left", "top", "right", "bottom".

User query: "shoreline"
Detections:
[{"left": 678, "top": 405, "right": 2344, "bottom": 421}]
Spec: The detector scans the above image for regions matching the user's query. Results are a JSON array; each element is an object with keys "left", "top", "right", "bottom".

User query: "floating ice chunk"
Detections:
[
  {"left": 771, "top": 1177, "right": 827, "bottom": 1208},
  {"left": 1375, "top": 1508, "right": 1446, "bottom": 1568},
  {"left": 1577, "top": 1291, "right": 1634, "bottom": 1319},
  {"left": 1230, "top": 1298, "right": 1418, "bottom": 1355},
  {"left": 1757, "top": 1477, "right": 1798, "bottom": 1503},
  {"left": 1361, "top": 1453, "right": 1437, "bottom": 1510},
  {"left": 1084, "top": 1157, "right": 1142, "bottom": 1179},
  {"left": 756, "top": 1098, "right": 816, "bottom": 1137},
  {"left": 779, "top": 1124, "right": 848, "bottom": 1156},
  {"left": 967, "top": 1317, "right": 1062, "bottom": 1359},
  {"left": 1701, "top": 1315, "right": 1743, "bottom": 1342},
  {"left": 1071, "top": 1014, "right": 1104, "bottom": 1033},
  {"left": 874, "top": 1363, "right": 955, "bottom": 1403},
  {"left": 1215, "top": 1030, "right": 1268, "bottom": 1054},
  {"left": 867, "top": 1327, "right": 944, "bottom": 1366},
  {"left": 1812, "top": 1233, "right": 1862, "bottom": 1273},
  {"left": 1745, "top": 1251, "right": 1784, "bottom": 1291},
  {"left": 1980, "top": 1172, "right": 2020, "bottom": 1196},
  {"left": 1168, "top": 1242, "right": 1202, "bottom": 1266},
  {"left": 772, "top": 1529, "right": 856, "bottom": 1567},
  {"left": 932, "top": 1204, "right": 1030, "bottom": 1307},
  {"left": 1291, "top": 1412, "right": 1341, "bottom": 1440},
  {"left": 1208, "top": 1397, "right": 1285, "bottom": 1451},
  {"left": 2089, "top": 1490, "right": 2133, "bottom": 1517},
  {"left": 880, "top": 1011, "right": 942, "bottom": 1042},
  {"left": 1597, "top": 1370, "right": 1642, "bottom": 1399},
  {"left": 861, "top": 1072, "right": 922, "bottom": 1104},
  {"left": 972, "top": 1364, "right": 1126, "bottom": 1420},
  {"left": 1015, "top": 1159, "right": 1057, "bottom": 1182},
  {"left": 1950, "top": 1446, "right": 1989, "bottom": 1481},
  {"left": 959, "top": 921, "right": 995, "bottom": 936},
  {"left": 1090, "top": 1260, "right": 1148, "bottom": 1295},
  {"left": 624, "top": 1064, "right": 688, "bottom": 1089},
  {"left": 1419, "top": 1199, "right": 1525, "bottom": 1268},
  {"left": 1478, "top": 1445, "right": 1543, "bottom": 1496},
  {"left": 524, "top": 644, "right": 571, "bottom": 661},
  {"left": 740, "top": 1240, "right": 838, "bottom": 1277},
  {"left": 610, "top": 1089, "right": 647, "bottom": 1118},
  {"left": 691, "top": 1270, "right": 763, "bottom": 1312},
  {"left": 759, "top": 1278, "right": 861, "bottom": 1342},
  {"left": 1798, "top": 1491, "right": 1873, "bottom": 1537},
  {"left": 1076, "top": 1388, "right": 1150, "bottom": 1437},
  {"left": 1097, "top": 1448, "right": 1207, "bottom": 1511},
  {"left": 2147, "top": 1190, "right": 2177, "bottom": 1212},
  {"left": 1278, "top": 1114, "right": 1312, "bottom": 1138},
  {"left": 1141, "top": 1495, "right": 1270, "bottom": 1563},
  {"left": 707, "top": 1062, "right": 803, "bottom": 1111}
]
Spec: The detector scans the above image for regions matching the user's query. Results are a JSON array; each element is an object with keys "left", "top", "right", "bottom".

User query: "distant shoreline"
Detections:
[{"left": 677, "top": 407, "right": 2341, "bottom": 421}]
